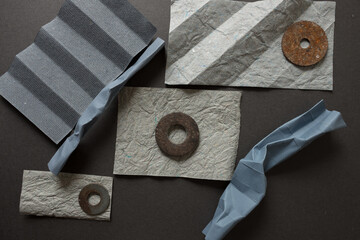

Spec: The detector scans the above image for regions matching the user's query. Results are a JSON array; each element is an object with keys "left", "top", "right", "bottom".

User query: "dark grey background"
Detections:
[{"left": 0, "top": 0, "right": 359, "bottom": 239}]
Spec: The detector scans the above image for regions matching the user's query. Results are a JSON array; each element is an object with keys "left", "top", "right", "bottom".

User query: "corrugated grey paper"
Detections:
[
  {"left": 19, "top": 170, "right": 113, "bottom": 221},
  {"left": 0, "top": 0, "right": 156, "bottom": 143},
  {"left": 114, "top": 87, "right": 241, "bottom": 181},
  {"left": 165, "top": 0, "right": 335, "bottom": 91}
]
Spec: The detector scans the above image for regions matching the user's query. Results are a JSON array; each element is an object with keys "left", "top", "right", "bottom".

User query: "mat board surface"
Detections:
[{"left": 2, "top": 0, "right": 360, "bottom": 239}]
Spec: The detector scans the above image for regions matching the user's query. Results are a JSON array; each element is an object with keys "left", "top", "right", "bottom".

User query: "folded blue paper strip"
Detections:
[
  {"left": 48, "top": 38, "right": 165, "bottom": 175},
  {"left": 203, "top": 100, "right": 346, "bottom": 240}
]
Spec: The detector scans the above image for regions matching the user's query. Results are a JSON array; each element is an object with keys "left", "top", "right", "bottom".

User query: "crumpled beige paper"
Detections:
[
  {"left": 114, "top": 87, "right": 241, "bottom": 181},
  {"left": 19, "top": 170, "right": 113, "bottom": 221}
]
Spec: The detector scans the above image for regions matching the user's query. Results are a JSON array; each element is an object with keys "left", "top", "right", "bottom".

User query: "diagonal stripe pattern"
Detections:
[
  {"left": 0, "top": 0, "right": 156, "bottom": 143},
  {"left": 165, "top": 0, "right": 335, "bottom": 91}
]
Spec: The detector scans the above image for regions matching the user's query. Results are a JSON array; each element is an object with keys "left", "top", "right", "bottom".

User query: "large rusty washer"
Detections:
[
  {"left": 79, "top": 184, "right": 110, "bottom": 216},
  {"left": 282, "top": 21, "right": 328, "bottom": 67},
  {"left": 155, "top": 112, "right": 200, "bottom": 158}
]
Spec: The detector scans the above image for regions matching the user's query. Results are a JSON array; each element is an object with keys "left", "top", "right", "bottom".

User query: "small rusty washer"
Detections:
[
  {"left": 282, "top": 21, "right": 328, "bottom": 67},
  {"left": 155, "top": 112, "right": 200, "bottom": 158},
  {"left": 79, "top": 184, "right": 110, "bottom": 216}
]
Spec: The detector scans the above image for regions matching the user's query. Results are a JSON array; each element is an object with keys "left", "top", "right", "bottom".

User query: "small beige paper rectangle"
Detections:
[
  {"left": 19, "top": 170, "right": 113, "bottom": 221},
  {"left": 114, "top": 87, "right": 241, "bottom": 181}
]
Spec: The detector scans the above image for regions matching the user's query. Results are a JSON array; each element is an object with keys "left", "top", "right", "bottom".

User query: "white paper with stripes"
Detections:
[
  {"left": 0, "top": 0, "right": 156, "bottom": 143},
  {"left": 165, "top": 0, "right": 335, "bottom": 91}
]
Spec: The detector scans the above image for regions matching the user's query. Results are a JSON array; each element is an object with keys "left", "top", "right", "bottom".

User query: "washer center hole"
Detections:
[
  {"left": 168, "top": 125, "right": 187, "bottom": 145},
  {"left": 88, "top": 193, "right": 101, "bottom": 206},
  {"left": 300, "top": 38, "right": 310, "bottom": 49}
]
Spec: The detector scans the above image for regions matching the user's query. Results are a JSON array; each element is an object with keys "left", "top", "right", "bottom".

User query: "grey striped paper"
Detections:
[
  {"left": 165, "top": 0, "right": 335, "bottom": 91},
  {"left": 0, "top": 0, "right": 156, "bottom": 143}
]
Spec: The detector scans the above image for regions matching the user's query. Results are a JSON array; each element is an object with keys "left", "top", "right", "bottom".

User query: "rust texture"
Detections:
[
  {"left": 155, "top": 112, "right": 200, "bottom": 159},
  {"left": 79, "top": 184, "right": 110, "bottom": 216},
  {"left": 282, "top": 21, "right": 328, "bottom": 67}
]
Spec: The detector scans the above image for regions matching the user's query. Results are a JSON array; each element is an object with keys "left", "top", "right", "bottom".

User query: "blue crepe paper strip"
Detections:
[
  {"left": 48, "top": 38, "right": 165, "bottom": 175},
  {"left": 203, "top": 100, "right": 346, "bottom": 240}
]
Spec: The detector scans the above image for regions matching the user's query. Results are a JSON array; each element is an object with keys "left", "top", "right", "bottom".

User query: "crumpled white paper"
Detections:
[
  {"left": 113, "top": 87, "right": 241, "bottom": 181},
  {"left": 19, "top": 170, "right": 113, "bottom": 221},
  {"left": 165, "top": 0, "right": 335, "bottom": 91}
]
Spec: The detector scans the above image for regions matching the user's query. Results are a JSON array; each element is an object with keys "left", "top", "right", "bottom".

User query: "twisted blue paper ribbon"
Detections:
[
  {"left": 203, "top": 100, "right": 346, "bottom": 239},
  {"left": 48, "top": 38, "right": 165, "bottom": 175}
]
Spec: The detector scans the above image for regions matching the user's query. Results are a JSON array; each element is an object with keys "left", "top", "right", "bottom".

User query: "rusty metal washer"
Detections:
[
  {"left": 79, "top": 184, "right": 110, "bottom": 216},
  {"left": 282, "top": 21, "right": 328, "bottom": 67},
  {"left": 155, "top": 112, "right": 200, "bottom": 158}
]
